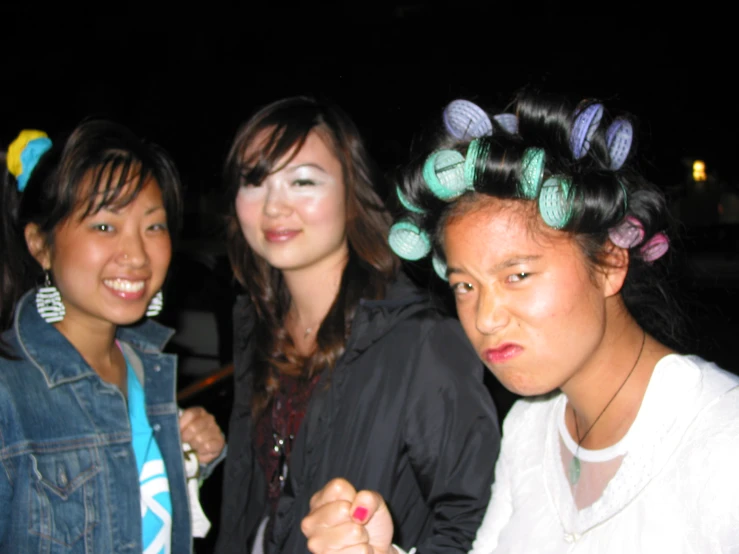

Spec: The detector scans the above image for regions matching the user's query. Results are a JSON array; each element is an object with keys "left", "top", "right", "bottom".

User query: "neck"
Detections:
[
  {"left": 283, "top": 249, "right": 348, "bottom": 330},
  {"left": 562, "top": 300, "right": 670, "bottom": 449},
  {"left": 54, "top": 317, "right": 125, "bottom": 387}
]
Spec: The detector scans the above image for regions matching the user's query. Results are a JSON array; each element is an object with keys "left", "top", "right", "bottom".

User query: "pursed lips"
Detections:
[
  {"left": 263, "top": 228, "right": 301, "bottom": 242},
  {"left": 482, "top": 343, "right": 523, "bottom": 364}
]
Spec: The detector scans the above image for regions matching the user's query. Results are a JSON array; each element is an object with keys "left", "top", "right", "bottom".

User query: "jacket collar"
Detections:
[
  {"left": 233, "top": 271, "right": 433, "bottom": 363},
  {"left": 13, "top": 289, "right": 174, "bottom": 388}
]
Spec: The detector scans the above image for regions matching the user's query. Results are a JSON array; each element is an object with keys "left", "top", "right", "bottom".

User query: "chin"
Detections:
[
  {"left": 108, "top": 310, "right": 149, "bottom": 326},
  {"left": 489, "top": 367, "right": 557, "bottom": 398}
]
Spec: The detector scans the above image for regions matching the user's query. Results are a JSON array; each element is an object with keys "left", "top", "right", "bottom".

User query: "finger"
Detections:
[
  {"left": 180, "top": 409, "right": 217, "bottom": 443},
  {"left": 307, "top": 541, "right": 374, "bottom": 554},
  {"left": 350, "top": 491, "right": 394, "bottom": 553},
  {"left": 189, "top": 437, "right": 224, "bottom": 464},
  {"left": 309, "top": 478, "right": 357, "bottom": 511},
  {"left": 179, "top": 408, "right": 225, "bottom": 464},
  {"left": 186, "top": 427, "right": 225, "bottom": 457},
  {"left": 304, "top": 519, "right": 370, "bottom": 553},
  {"left": 178, "top": 406, "right": 204, "bottom": 433},
  {"left": 350, "top": 490, "right": 385, "bottom": 524},
  {"left": 301, "top": 499, "right": 353, "bottom": 537}
]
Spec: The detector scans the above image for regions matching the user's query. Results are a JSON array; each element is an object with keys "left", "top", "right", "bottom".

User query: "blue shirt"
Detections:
[{"left": 126, "top": 356, "right": 173, "bottom": 553}]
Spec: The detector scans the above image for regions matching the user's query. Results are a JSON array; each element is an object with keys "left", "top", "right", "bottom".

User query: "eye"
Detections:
[
  {"left": 507, "top": 272, "right": 530, "bottom": 283},
  {"left": 148, "top": 222, "right": 169, "bottom": 232},
  {"left": 92, "top": 223, "right": 114, "bottom": 233},
  {"left": 293, "top": 179, "right": 316, "bottom": 187},
  {"left": 451, "top": 282, "right": 474, "bottom": 295},
  {"left": 240, "top": 177, "right": 260, "bottom": 188},
  {"left": 239, "top": 170, "right": 261, "bottom": 188}
]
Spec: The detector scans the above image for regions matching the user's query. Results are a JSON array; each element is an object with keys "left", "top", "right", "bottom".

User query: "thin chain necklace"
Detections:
[
  {"left": 288, "top": 309, "right": 320, "bottom": 340},
  {"left": 568, "top": 330, "right": 647, "bottom": 486}
]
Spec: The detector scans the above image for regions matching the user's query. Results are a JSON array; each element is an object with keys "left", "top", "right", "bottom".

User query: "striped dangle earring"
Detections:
[
  {"left": 146, "top": 291, "right": 163, "bottom": 317},
  {"left": 36, "top": 271, "right": 65, "bottom": 323}
]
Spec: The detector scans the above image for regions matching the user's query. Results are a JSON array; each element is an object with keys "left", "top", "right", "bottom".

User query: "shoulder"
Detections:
[
  {"left": 232, "top": 294, "right": 256, "bottom": 351},
  {"left": 116, "top": 318, "right": 174, "bottom": 353},
  {"left": 651, "top": 355, "right": 739, "bottom": 482},
  {"left": 390, "top": 312, "right": 483, "bottom": 382},
  {"left": 651, "top": 354, "right": 739, "bottom": 417},
  {"left": 677, "top": 357, "right": 739, "bottom": 448},
  {"left": 672, "top": 380, "right": 739, "bottom": 533},
  {"left": 657, "top": 353, "right": 739, "bottom": 387},
  {"left": 0, "top": 331, "right": 35, "bottom": 387},
  {"left": 500, "top": 393, "right": 561, "bottom": 447}
]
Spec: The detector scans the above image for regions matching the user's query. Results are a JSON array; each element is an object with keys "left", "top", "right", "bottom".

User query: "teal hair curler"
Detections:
[{"left": 388, "top": 220, "right": 432, "bottom": 261}]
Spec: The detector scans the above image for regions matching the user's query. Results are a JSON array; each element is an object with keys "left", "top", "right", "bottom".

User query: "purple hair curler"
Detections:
[
  {"left": 606, "top": 119, "right": 633, "bottom": 170},
  {"left": 443, "top": 100, "right": 493, "bottom": 140},
  {"left": 570, "top": 103, "right": 604, "bottom": 160},
  {"left": 608, "top": 216, "right": 645, "bottom": 249},
  {"left": 493, "top": 113, "right": 519, "bottom": 134},
  {"left": 640, "top": 233, "right": 669, "bottom": 262}
]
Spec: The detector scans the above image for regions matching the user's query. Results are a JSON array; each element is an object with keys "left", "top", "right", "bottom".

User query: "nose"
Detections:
[
  {"left": 263, "top": 183, "right": 291, "bottom": 217},
  {"left": 475, "top": 287, "right": 509, "bottom": 335},
  {"left": 117, "top": 230, "right": 148, "bottom": 268}
]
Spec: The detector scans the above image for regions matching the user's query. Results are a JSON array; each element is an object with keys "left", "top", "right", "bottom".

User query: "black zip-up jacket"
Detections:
[{"left": 215, "top": 276, "right": 501, "bottom": 553}]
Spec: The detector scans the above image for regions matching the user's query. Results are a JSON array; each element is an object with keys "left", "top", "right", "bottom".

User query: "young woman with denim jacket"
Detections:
[{"left": 0, "top": 122, "right": 226, "bottom": 553}]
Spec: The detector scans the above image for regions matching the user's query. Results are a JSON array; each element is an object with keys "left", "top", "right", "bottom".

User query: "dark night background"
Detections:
[
  {"left": 3, "top": 10, "right": 737, "bottom": 550},
  {"left": 3, "top": 10, "right": 736, "bottom": 197},
  {"left": 4, "top": 9, "right": 736, "bottom": 353}
]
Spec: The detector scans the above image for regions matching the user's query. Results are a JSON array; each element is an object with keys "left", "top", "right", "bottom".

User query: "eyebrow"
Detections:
[
  {"left": 446, "top": 255, "right": 541, "bottom": 278},
  {"left": 284, "top": 163, "right": 329, "bottom": 174},
  {"left": 101, "top": 205, "right": 165, "bottom": 216}
]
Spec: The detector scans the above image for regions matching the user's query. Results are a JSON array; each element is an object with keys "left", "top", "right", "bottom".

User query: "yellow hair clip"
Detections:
[{"left": 7, "top": 129, "right": 52, "bottom": 191}]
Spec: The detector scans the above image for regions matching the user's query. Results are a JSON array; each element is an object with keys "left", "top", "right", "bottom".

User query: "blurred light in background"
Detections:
[{"left": 693, "top": 160, "right": 707, "bottom": 182}]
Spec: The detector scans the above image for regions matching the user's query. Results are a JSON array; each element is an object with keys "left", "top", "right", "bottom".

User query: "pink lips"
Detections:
[
  {"left": 107, "top": 288, "right": 146, "bottom": 301},
  {"left": 482, "top": 343, "right": 523, "bottom": 365},
  {"left": 264, "top": 229, "right": 300, "bottom": 242}
]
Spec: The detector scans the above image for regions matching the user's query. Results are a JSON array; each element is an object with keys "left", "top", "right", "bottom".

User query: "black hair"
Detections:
[{"left": 396, "top": 92, "right": 685, "bottom": 349}]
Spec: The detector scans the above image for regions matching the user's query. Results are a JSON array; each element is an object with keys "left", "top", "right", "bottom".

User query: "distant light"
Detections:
[{"left": 693, "top": 160, "right": 707, "bottom": 182}]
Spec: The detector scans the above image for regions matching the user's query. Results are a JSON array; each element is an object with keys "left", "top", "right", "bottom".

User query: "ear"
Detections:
[
  {"left": 24, "top": 223, "right": 51, "bottom": 270},
  {"left": 599, "top": 241, "right": 630, "bottom": 298}
]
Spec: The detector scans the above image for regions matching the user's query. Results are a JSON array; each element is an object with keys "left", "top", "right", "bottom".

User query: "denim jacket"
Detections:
[{"left": 0, "top": 291, "right": 195, "bottom": 553}]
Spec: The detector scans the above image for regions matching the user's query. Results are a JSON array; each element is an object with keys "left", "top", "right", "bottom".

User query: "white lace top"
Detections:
[{"left": 470, "top": 354, "right": 739, "bottom": 553}]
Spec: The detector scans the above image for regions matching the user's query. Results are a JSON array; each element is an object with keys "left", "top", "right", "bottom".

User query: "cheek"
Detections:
[
  {"left": 521, "top": 288, "right": 561, "bottom": 320},
  {"left": 455, "top": 300, "right": 480, "bottom": 345},
  {"left": 235, "top": 190, "right": 263, "bottom": 234},
  {"left": 150, "top": 238, "right": 172, "bottom": 272},
  {"left": 53, "top": 238, "right": 100, "bottom": 275},
  {"left": 293, "top": 188, "right": 343, "bottom": 223}
]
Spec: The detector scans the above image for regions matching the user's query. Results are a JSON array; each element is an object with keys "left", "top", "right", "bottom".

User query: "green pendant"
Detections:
[{"left": 568, "top": 456, "right": 581, "bottom": 485}]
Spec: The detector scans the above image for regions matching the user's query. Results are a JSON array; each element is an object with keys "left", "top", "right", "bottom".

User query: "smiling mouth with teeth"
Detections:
[{"left": 103, "top": 279, "right": 145, "bottom": 292}]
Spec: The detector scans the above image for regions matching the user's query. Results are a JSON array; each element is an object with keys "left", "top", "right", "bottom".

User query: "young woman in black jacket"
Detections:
[{"left": 214, "top": 97, "right": 500, "bottom": 554}]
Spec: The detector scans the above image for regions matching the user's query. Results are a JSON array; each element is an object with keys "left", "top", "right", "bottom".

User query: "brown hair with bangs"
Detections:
[{"left": 224, "top": 97, "right": 399, "bottom": 419}]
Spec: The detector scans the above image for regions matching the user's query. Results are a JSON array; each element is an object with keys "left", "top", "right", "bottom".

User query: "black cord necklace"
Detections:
[{"left": 568, "top": 331, "right": 647, "bottom": 486}]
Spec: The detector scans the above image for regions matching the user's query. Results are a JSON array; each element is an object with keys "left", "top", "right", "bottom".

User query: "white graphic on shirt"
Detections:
[{"left": 140, "top": 459, "right": 172, "bottom": 554}]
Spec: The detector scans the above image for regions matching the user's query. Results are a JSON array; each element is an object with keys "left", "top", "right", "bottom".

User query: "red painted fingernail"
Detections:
[{"left": 352, "top": 507, "right": 368, "bottom": 521}]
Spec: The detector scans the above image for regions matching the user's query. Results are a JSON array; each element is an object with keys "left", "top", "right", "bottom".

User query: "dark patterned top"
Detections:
[{"left": 255, "top": 371, "right": 322, "bottom": 528}]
